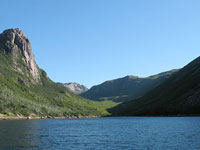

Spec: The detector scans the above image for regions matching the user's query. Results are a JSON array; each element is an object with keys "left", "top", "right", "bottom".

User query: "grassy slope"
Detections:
[
  {"left": 0, "top": 54, "right": 117, "bottom": 117},
  {"left": 81, "top": 70, "right": 177, "bottom": 102},
  {"left": 109, "top": 56, "right": 200, "bottom": 116}
]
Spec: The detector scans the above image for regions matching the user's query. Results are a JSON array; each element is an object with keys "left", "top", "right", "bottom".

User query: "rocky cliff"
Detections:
[
  {"left": 0, "top": 28, "right": 40, "bottom": 84},
  {"left": 60, "top": 82, "right": 88, "bottom": 94}
]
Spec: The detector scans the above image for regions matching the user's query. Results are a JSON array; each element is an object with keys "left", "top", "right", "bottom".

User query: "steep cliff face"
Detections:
[{"left": 0, "top": 28, "right": 40, "bottom": 84}]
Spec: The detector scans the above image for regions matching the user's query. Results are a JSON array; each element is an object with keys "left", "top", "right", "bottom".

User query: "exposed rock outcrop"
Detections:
[
  {"left": 0, "top": 28, "right": 40, "bottom": 83},
  {"left": 59, "top": 82, "right": 88, "bottom": 94}
]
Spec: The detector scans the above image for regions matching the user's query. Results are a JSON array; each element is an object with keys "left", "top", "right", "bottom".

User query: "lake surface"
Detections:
[{"left": 0, "top": 117, "right": 200, "bottom": 150}]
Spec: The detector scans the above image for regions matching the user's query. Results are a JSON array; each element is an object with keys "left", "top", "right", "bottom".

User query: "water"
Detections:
[{"left": 0, "top": 117, "right": 200, "bottom": 150}]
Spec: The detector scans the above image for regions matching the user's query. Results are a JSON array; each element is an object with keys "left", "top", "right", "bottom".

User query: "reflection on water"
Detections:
[
  {"left": 0, "top": 120, "right": 41, "bottom": 149},
  {"left": 0, "top": 117, "right": 200, "bottom": 150}
]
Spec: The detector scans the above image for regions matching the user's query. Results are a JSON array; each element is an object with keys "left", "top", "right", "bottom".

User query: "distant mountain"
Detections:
[
  {"left": 59, "top": 82, "right": 88, "bottom": 94},
  {"left": 109, "top": 56, "right": 200, "bottom": 116},
  {"left": 0, "top": 28, "right": 111, "bottom": 118},
  {"left": 81, "top": 70, "right": 178, "bottom": 102}
]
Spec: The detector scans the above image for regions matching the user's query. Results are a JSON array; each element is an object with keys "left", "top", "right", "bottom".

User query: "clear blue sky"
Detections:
[{"left": 1, "top": 0, "right": 200, "bottom": 88}]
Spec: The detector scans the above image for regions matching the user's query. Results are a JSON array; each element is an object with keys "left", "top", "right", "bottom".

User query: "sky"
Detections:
[{"left": 0, "top": 0, "right": 200, "bottom": 88}]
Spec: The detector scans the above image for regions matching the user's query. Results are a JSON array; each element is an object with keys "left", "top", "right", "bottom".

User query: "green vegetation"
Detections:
[
  {"left": 0, "top": 53, "right": 116, "bottom": 118},
  {"left": 2, "top": 29, "right": 199, "bottom": 118},
  {"left": 0, "top": 29, "right": 119, "bottom": 118},
  {"left": 109, "top": 56, "right": 200, "bottom": 116},
  {"left": 81, "top": 70, "right": 177, "bottom": 102},
  {"left": 99, "top": 95, "right": 128, "bottom": 102}
]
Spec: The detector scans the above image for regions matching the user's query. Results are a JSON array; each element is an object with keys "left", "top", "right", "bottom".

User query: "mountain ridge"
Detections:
[
  {"left": 81, "top": 69, "right": 178, "bottom": 102},
  {"left": 58, "top": 82, "right": 88, "bottom": 94},
  {"left": 109, "top": 56, "right": 200, "bottom": 116}
]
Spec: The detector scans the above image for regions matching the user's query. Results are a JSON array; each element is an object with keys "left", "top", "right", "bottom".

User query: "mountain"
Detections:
[
  {"left": 0, "top": 28, "right": 41, "bottom": 84},
  {"left": 0, "top": 28, "right": 114, "bottom": 118},
  {"left": 109, "top": 56, "right": 200, "bottom": 116},
  {"left": 58, "top": 82, "right": 88, "bottom": 94},
  {"left": 80, "top": 70, "right": 178, "bottom": 102}
]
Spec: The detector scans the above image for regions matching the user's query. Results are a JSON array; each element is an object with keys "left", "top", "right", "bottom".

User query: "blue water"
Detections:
[{"left": 0, "top": 117, "right": 200, "bottom": 150}]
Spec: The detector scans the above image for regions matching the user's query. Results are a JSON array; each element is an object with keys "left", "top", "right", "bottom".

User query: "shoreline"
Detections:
[
  {"left": 0, "top": 117, "right": 99, "bottom": 120},
  {"left": 0, "top": 115, "right": 100, "bottom": 120},
  {"left": 1, "top": 115, "right": 200, "bottom": 120},
  {"left": 109, "top": 114, "right": 200, "bottom": 117}
]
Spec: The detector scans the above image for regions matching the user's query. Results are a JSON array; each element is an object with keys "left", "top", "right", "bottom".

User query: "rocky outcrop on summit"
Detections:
[
  {"left": 60, "top": 82, "right": 88, "bottom": 94},
  {"left": 0, "top": 28, "right": 40, "bottom": 83}
]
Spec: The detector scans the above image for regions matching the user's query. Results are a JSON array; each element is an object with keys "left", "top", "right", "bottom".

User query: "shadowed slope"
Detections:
[
  {"left": 81, "top": 70, "right": 177, "bottom": 102},
  {"left": 109, "top": 56, "right": 200, "bottom": 116}
]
